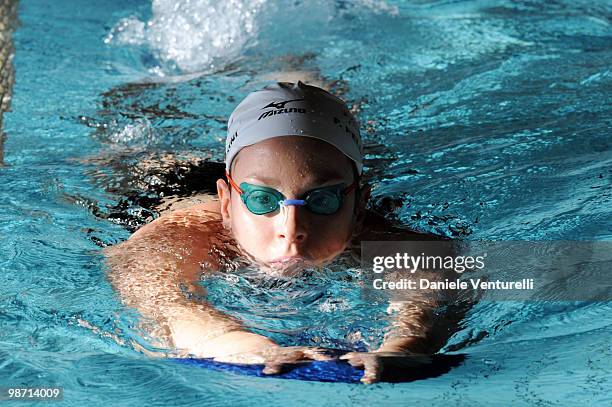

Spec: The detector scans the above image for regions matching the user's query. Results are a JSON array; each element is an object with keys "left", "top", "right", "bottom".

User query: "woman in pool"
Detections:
[{"left": 106, "top": 81, "right": 447, "bottom": 384}]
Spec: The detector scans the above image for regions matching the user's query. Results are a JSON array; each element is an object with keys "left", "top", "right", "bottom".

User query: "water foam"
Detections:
[{"left": 105, "top": 0, "right": 267, "bottom": 75}]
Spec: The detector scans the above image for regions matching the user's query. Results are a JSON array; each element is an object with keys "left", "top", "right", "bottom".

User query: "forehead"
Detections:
[{"left": 231, "top": 136, "right": 354, "bottom": 183}]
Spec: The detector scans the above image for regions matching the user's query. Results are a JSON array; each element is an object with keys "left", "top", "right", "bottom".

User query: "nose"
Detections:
[{"left": 276, "top": 204, "right": 308, "bottom": 243}]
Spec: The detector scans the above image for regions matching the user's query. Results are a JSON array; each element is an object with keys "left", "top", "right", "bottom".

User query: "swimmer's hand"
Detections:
[
  {"left": 339, "top": 337, "right": 432, "bottom": 384},
  {"left": 208, "top": 331, "right": 335, "bottom": 374},
  {"left": 339, "top": 351, "right": 432, "bottom": 384}
]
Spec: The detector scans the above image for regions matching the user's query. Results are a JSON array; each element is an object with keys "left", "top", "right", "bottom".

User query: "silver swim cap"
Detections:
[{"left": 226, "top": 81, "right": 363, "bottom": 175}]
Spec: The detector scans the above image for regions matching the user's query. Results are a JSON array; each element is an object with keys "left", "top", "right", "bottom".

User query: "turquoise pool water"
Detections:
[{"left": 0, "top": 0, "right": 610, "bottom": 405}]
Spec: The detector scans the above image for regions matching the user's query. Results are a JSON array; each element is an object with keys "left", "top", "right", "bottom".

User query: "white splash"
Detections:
[
  {"left": 108, "top": 118, "right": 155, "bottom": 145},
  {"left": 105, "top": 0, "right": 267, "bottom": 74}
]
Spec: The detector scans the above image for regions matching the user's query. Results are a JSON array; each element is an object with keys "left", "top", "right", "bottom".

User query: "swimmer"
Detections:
[{"left": 105, "top": 81, "right": 453, "bottom": 384}]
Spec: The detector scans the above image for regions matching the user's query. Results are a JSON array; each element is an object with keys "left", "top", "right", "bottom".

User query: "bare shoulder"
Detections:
[
  {"left": 189, "top": 199, "right": 222, "bottom": 215},
  {"left": 105, "top": 198, "right": 228, "bottom": 272},
  {"left": 104, "top": 196, "right": 224, "bottom": 260},
  {"left": 127, "top": 199, "right": 223, "bottom": 242}
]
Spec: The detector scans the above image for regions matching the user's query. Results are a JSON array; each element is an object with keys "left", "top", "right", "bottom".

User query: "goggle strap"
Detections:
[
  {"left": 343, "top": 179, "right": 358, "bottom": 195},
  {"left": 225, "top": 170, "right": 243, "bottom": 194}
]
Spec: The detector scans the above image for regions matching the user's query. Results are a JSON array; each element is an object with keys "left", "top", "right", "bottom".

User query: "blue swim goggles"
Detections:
[{"left": 226, "top": 170, "right": 357, "bottom": 215}]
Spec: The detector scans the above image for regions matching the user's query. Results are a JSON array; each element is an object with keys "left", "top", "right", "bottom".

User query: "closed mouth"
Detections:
[
  {"left": 270, "top": 256, "right": 305, "bottom": 263},
  {"left": 267, "top": 256, "right": 309, "bottom": 269}
]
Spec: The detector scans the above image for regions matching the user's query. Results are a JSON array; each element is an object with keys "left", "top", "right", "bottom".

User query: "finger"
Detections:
[
  {"left": 339, "top": 352, "right": 357, "bottom": 361},
  {"left": 276, "top": 347, "right": 331, "bottom": 362},
  {"left": 263, "top": 362, "right": 283, "bottom": 375},
  {"left": 275, "top": 347, "right": 309, "bottom": 359},
  {"left": 361, "top": 358, "right": 383, "bottom": 385},
  {"left": 302, "top": 348, "right": 335, "bottom": 361},
  {"left": 361, "top": 370, "right": 380, "bottom": 385},
  {"left": 264, "top": 349, "right": 311, "bottom": 367},
  {"left": 341, "top": 353, "right": 365, "bottom": 368}
]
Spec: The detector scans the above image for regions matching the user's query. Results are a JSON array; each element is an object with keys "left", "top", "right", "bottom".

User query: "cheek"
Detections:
[
  {"left": 309, "top": 204, "right": 355, "bottom": 245},
  {"left": 332, "top": 196, "right": 356, "bottom": 232},
  {"left": 229, "top": 198, "right": 274, "bottom": 243}
]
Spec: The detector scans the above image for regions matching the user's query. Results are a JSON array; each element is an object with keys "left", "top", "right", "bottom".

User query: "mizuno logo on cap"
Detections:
[
  {"left": 261, "top": 98, "right": 304, "bottom": 109},
  {"left": 258, "top": 98, "right": 307, "bottom": 121}
]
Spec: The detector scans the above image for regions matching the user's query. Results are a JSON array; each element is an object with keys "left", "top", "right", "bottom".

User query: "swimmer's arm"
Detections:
[
  {"left": 104, "top": 204, "right": 276, "bottom": 358},
  {"left": 376, "top": 296, "right": 436, "bottom": 354},
  {"left": 341, "top": 290, "right": 439, "bottom": 384},
  {"left": 373, "top": 246, "right": 457, "bottom": 355},
  {"left": 354, "top": 219, "right": 456, "bottom": 354},
  {"left": 376, "top": 264, "right": 461, "bottom": 355}
]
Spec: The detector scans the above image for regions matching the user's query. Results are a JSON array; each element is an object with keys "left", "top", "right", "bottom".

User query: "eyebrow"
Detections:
[
  {"left": 243, "top": 175, "right": 279, "bottom": 185},
  {"left": 244, "top": 173, "right": 347, "bottom": 188}
]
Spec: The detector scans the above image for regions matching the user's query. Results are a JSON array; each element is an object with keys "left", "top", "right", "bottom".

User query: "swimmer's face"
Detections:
[{"left": 217, "top": 136, "right": 368, "bottom": 270}]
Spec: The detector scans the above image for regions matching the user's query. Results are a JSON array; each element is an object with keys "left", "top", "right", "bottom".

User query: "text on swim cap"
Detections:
[{"left": 258, "top": 107, "right": 307, "bottom": 121}]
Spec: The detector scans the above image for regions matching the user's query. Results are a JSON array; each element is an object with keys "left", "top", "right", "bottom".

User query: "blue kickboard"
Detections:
[
  {"left": 178, "top": 357, "right": 364, "bottom": 383},
  {"left": 176, "top": 352, "right": 465, "bottom": 383}
]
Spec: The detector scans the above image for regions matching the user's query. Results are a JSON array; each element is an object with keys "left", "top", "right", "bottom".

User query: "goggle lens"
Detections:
[
  {"left": 243, "top": 187, "right": 283, "bottom": 215},
  {"left": 305, "top": 188, "right": 342, "bottom": 215}
]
